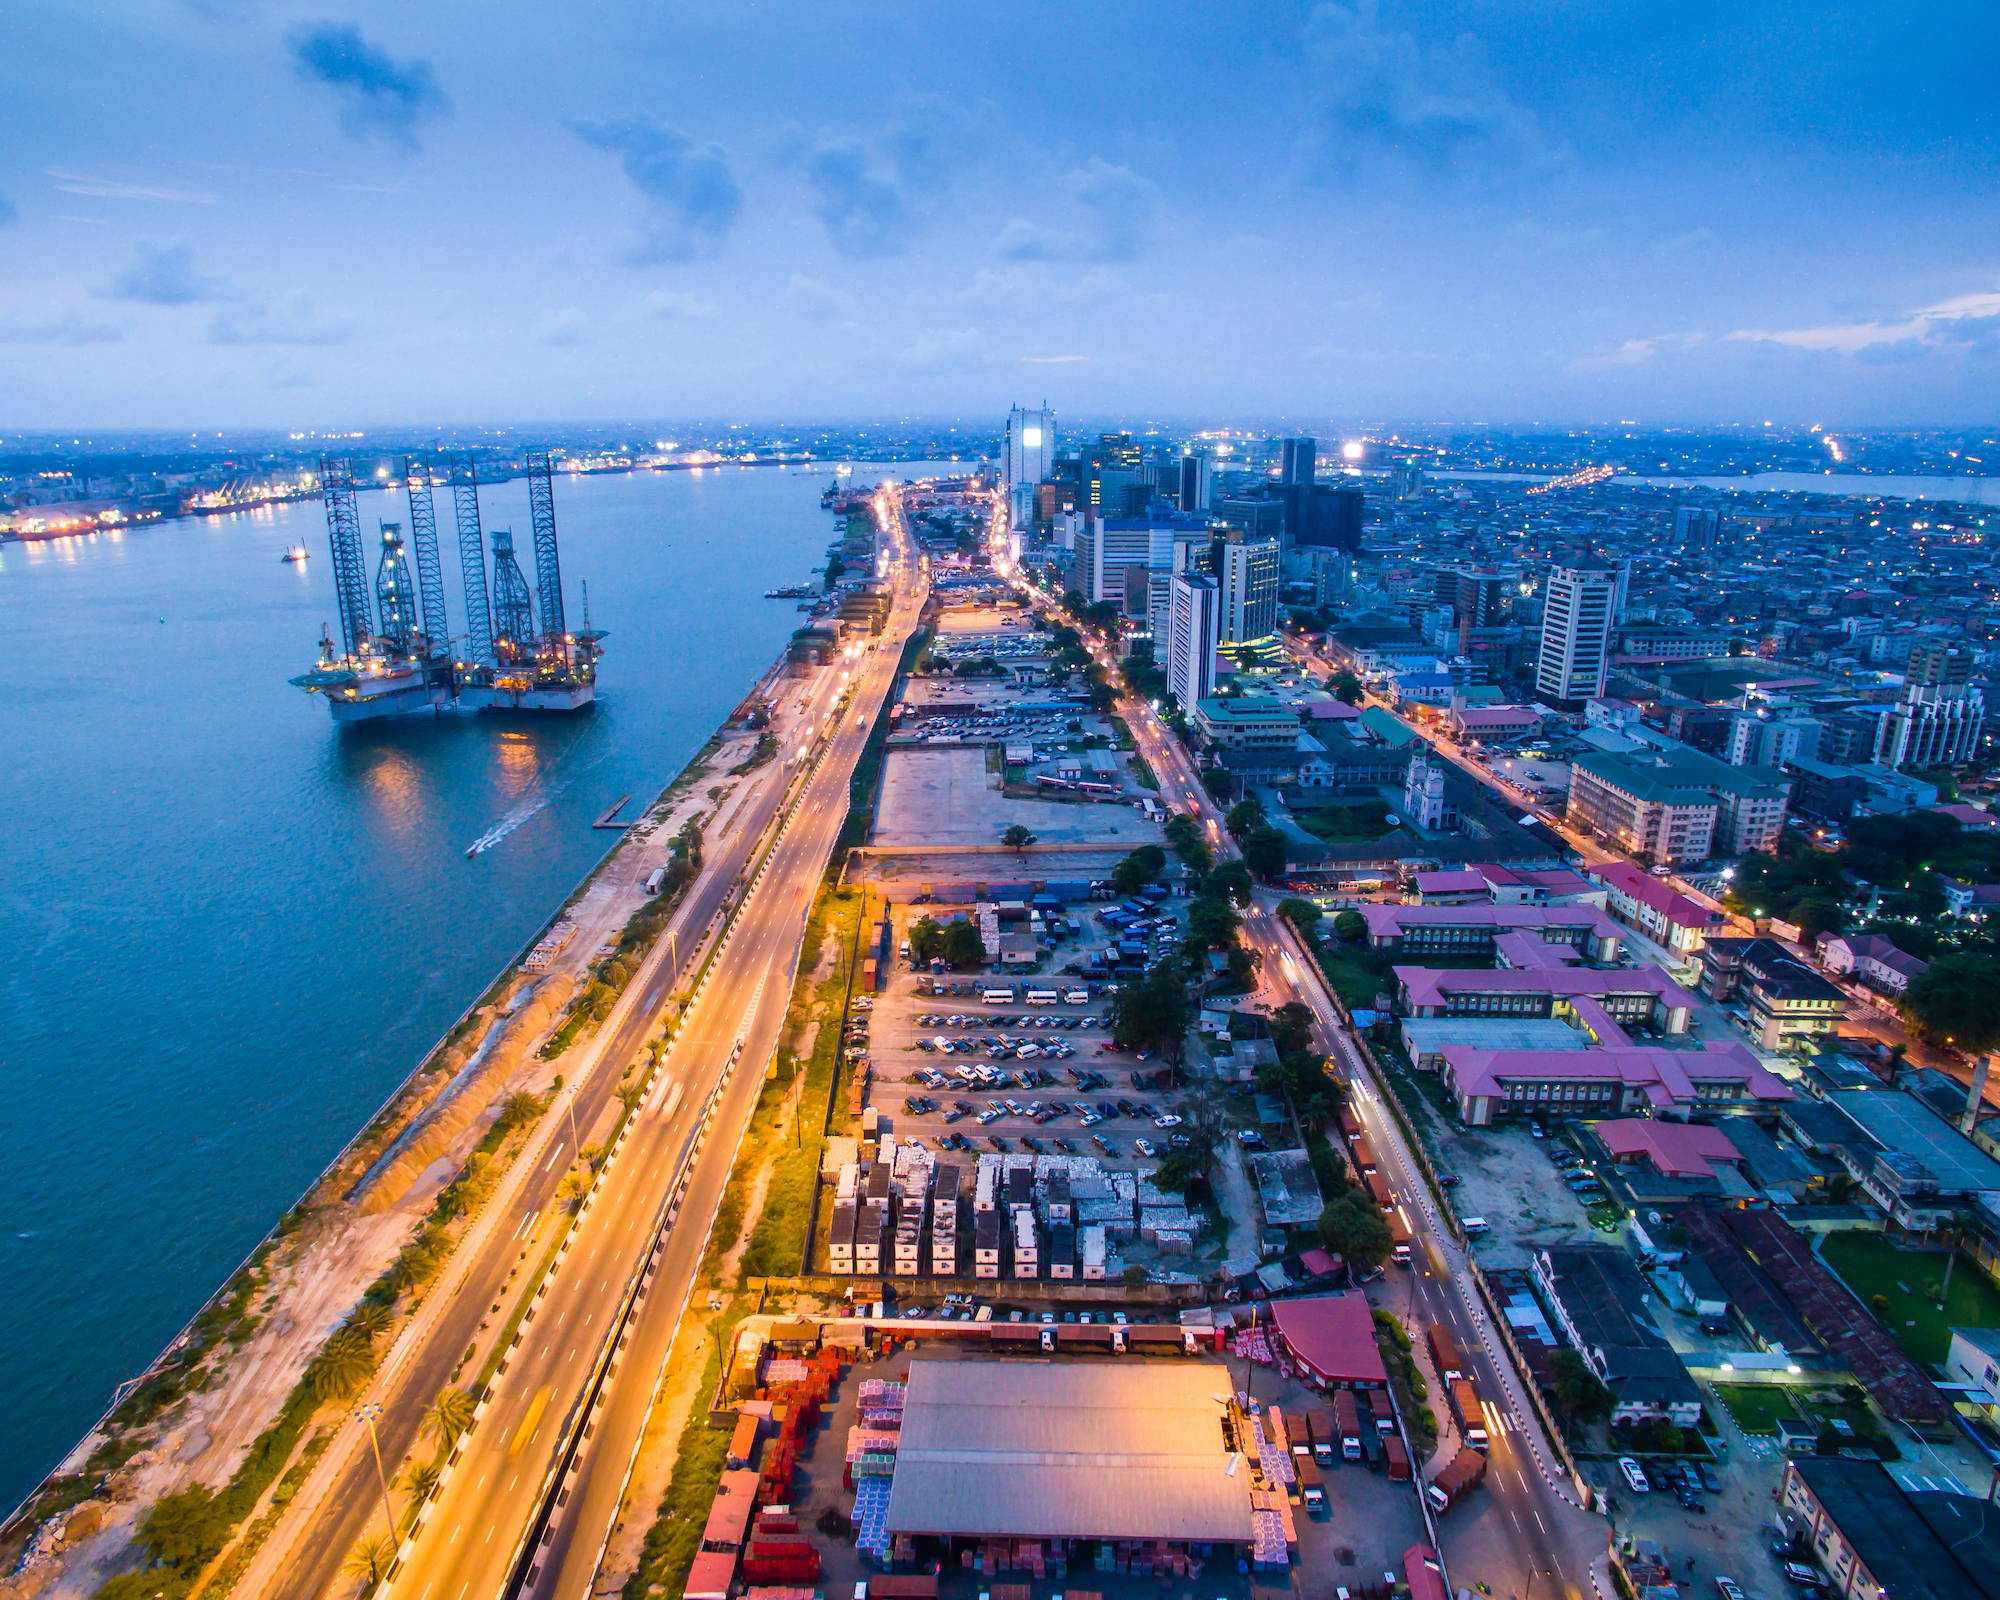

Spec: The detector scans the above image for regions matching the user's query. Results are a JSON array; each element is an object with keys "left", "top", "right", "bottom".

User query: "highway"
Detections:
[
  {"left": 239, "top": 490, "right": 922, "bottom": 1600},
  {"left": 1029, "top": 586, "right": 1605, "bottom": 1600}
]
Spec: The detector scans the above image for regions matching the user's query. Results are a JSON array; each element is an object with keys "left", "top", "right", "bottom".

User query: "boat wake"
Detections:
[{"left": 466, "top": 791, "right": 551, "bottom": 857}]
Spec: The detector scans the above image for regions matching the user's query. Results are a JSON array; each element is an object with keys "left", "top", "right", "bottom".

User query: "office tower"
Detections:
[
  {"left": 1003, "top": 406, "right": 1054, "bottom": 528},
  {"left": 1218, "top": 534, "right": 1280, "bottom": 644},
  {"left": 1167, "top": 572, "right": 1220, "bottom": 707},
  {"left": 1095, "top": 432, "right": 1141, "bottom": 469},
  {"left": 1535, "top": 562, "right": 1615, "bottom": 705},
  {"left": 1177, "top": 454, "right": 1211, "bottom": 513},
  {"left": 1726, "top": 713, "right": 1822, "bottom": 768},
  {"left": 1877, "top": 685, "right": 1986, "bottom": 769},
  {"left": 1292, "top": 484, "right": 1363, "bottom": 550},
  {"left": 1452, "top": 569, "right": 1504, "bottom": 628},
  {"left": 1613, "top": 557, "right": 1633, "bottom": 618},
  {"left": 1908, "top": 644, "right": 1975, "bottom": 689},
  {"left": 1215, "top": 494, "right": 1285, "bottom": 542},
  {"left": 1673, "top": 505, "right": 1721, "bottom": 552},
  {"left": 1391, "top": 464, "right": 1425, "bottom": 499},
  {"left": 1280, "top": 436, "right": 1317, "bottom": 486}
]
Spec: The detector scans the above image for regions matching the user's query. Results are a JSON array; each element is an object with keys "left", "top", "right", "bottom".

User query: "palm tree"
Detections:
[
  {"left": 342, "top": 1533, "right": 396, "bottom": 1593},
  {"left": 308, "top": 1328, "right": 377, "bottom": 1403},
  {"left": 420, "top": 1386, "right": 475, "bottom": 1451},
  {"left": 346, "top": 1303, "right": 393, "bottom": 1342},
  {"left": 557, "top": 1167, "right": 591, "bottom": 1209},
  {"left": 401, "top": 1461, "right": 441, "bottom": 1519}
]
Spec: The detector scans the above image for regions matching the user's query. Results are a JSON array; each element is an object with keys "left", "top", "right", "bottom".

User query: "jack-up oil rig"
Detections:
[{"left": 291, "top": 450, "right": 606, "bottom": 721}]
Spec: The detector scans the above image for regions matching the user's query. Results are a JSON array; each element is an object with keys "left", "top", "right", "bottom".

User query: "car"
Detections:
[
  {"left": 1134, "top": 1137, "right": 1158, "bottom": 1157},
  {"left": 1781, "top": 1564, "right": 1819, "bottom": 1589},
  {"left": 1439, "top": 1173, "right": 1462, "bottom": 1187},
  {"left": 1715, "top": 1580, "right": 1746, "bottom": 1600},
  {"left": 1618, "top": 1457, "right": 1651, "bottom": 1494},
  {"left": 1154, "top": 1113, "right": 1184, "bottom": 1128},
  {"left": 1698, "top": 1463, "right": 1722, "bottom": 1494},
  {"left": 1530, "top": 1121, "right": 1547, "bottom": 1139},
  {"left": 1699, "top": 1319, "right": 1731, "bottom": 1337},
  {"left": 1238, "top": 1129, "right": 1267, "bottom": 1147},
  {"left": 986, "top": 1135, "right": 1007, "bottom": 1150}
]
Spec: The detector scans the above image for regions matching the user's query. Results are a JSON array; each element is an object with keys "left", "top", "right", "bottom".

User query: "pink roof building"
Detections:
[
  {"left": 1592, "top": 862, "right": 1728, "bottom": 958},
  {"left": 1597, "top": 1119, "right": 1744, "bottom": 1178},
  {"left": 1268, "top": 1292, "right": 1389, "bottom": 1387},
  {"left": 1436, "top": 1040, "right": 1791, "bottom": 1126}
]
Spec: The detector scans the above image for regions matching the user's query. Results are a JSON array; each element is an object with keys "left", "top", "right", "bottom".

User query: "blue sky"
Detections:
[{"left": 1, "top": 0, "right": 1996, "bottom": 428}]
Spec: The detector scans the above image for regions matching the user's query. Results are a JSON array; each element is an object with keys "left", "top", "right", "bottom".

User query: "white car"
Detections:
[
  {"left": 1134, "top": 1137, "right": 1158, "bottom": 1157},
  {"left": 1153, "top": 1113, "right": 1183, "bottom": 1128},
  {"left": 1618, "top": 1457, "right": 1650, "bottom": 1494},
  {"left": 1714, "top": 1579, "right": 1745, "bottom": 1600}
]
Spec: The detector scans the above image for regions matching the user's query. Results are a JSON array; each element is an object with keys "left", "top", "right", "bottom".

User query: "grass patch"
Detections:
[
  {"left": 1293, "top": 798, "right": 1398, "bottom": 843},
  {"left": 1819, "top": 1231, "right": 2000, "bottom": 1365},
  {"left": 1711, "top": 1383, "right": 1796, "bottom": 1435},
  {"left": 621, "top": 1301, "right": 748, "bottom": 1600},
  {"left": 1127, "top": 754, "right": 1159, "bottom": 790},
  {"left": 1315, "top": 943, "right": 1401, "bottom": 1013}
]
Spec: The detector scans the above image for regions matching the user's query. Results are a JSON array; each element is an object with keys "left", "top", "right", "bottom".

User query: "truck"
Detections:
[
  {"left": 1368, "top": 1388, "right": 1395, "bottom": 1435},
  {"left": 1333, "top": 1390, "right": 1363, "bottom": 1461},
  {"left": 1365, "top": 1171, "right": 1394, "bottom": 1212},
  {"left": 1389, "top": 1211, "right": 1412, "bottom": 1265},
  {"left": 1308, "top": 1406, "right": 1336, "bottom": 1466},
  {"left": 1426, "top": 1323, "right": 1463, "bottom": 1383},
  {"left": 1295, "top": 1452, "right": 1325, "bottom": 1512},
  {"left": 1448, "top": 1378, "right": 1489, "bottom": 1451},
  {"left": 1422, "top": 1447, "right": 1486, "bottom": 1514},
  {"left": 1351, "top": 1135, "right": 1378, "bottom": 1174},
  {"left": 1383, "top": 1433, "right": 1411, "bottom": 1483}
]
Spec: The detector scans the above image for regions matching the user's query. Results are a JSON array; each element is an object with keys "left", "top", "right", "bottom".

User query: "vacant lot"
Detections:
[
  {"left": 1712, "top": 1382, "right": 1796, "bottom": 1435},
  {"left": 875, "top": 747, "right": 1165, "bottom": 847},
  {"left": 1430, "top": 1122, "right": 1597, "bottom": 1269},
  {"left": 1819, "top": 1231, "right": 2000, "bottom": 1365}
]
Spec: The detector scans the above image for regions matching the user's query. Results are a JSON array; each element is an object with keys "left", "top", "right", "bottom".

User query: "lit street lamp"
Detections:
[{"left": 354, "top": 1400, "right": 400, "bottom": 1549}]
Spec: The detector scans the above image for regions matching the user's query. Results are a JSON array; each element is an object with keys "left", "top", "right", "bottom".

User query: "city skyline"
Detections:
[{"left": 2, "top": 1, "right": 1997, "bottom": 427}]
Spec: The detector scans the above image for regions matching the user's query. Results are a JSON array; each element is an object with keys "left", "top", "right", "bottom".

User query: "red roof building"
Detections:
[{"left": 1268, "top": 1292, "right": 1387, "bottom": 1388}]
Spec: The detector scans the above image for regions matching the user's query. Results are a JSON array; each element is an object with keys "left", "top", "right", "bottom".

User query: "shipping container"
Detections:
[
  {"left": 1365, "top": 1171, "right": 1393, "bottom": 1212},
  {"left": 1383, "top": 1433, "right": 1411, "bottom": 1483},
  {"left": 1447, "top": 1378, "right": 1488, "bottom": 1450},
  {"left": 1351, "top": 1136, "right": 1378, "bottom": 1174},
  {"left": 1308, "top": 1406, "right": 1335, "bottom": 1466},
  {"left": 1426, "top": 1323, "right": 1463, "bottom": 1383},
  {"left": 1422, "top": 1447, "right": 1486, "bottom": 1513},
  {"left": 1367, "top": 1387, "right": 1394, "bottom": 1434},
  {"left": 1296, "top": 1453, "right": 1325, "bottom": 1511},
  {"left": 1333, "top": 1391, "right": 1362, "bottom": 1460}
]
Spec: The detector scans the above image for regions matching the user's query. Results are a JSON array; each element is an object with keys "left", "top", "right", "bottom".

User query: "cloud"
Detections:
[
  {"left": 0, "top": 193, "right": 15, "bottom": 226},
  {"left": 572, "top": 116, "right": 742, "bottom": 262},
  {"left": 1296, "top": 0, "right": 1544, "bottom": 188},
  {"left": 785, "top": 274, "right": 851, "bottom": 320},
  {"left": 929, "top": 265, "right": 1129, "bottom": 318},
  {"left": 47, "top": 170, "right": 215, "bottom": 204},
  {"left": 288, "top": 22, "right": 450, "bottom": 148},
  {"left": 531, "top": 308, "right": 589, "bottom": 346},
  {"left": 894, "top": 327, "right": 992, "bottom": 377},
  {"left": 645, "top": 289, "right": 717, "bottom": 321},
  {"left": 1023, "top": 354, "right": 1087, "bottom": 364},
  {"left": 101, "top": 240, "right": 228, "bottom": 305},
  {"left": 1571, "top": 338, "right": 1662, "bottom": 370},
  {"left": 805, "top": 93, "right": 990, "bottom": 258},
  {"left": 994, "top": 159, "right": 1157, "bottom": 262},
  {"left": 0, "top": 311, "right": 124, "bottom": 345},
  {"left": 207, "top": 291, "right": 350, "bottom": 345},
  {"left": 1729, "top": 288, "right": 2000, "bottom": 355}
]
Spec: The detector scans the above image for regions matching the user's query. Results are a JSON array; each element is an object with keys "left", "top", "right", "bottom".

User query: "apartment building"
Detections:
[{"left": 1566, "top": 753, "right": 1719, "bottom": 864}]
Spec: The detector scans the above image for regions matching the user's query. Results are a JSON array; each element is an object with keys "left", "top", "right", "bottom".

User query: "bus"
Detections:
[
  {"left": 981, "top": 988, "right": 1016, "bottom": 1004},
  {"left": 1024, "top": 990, "right": 1060, "bottom": 1006}
]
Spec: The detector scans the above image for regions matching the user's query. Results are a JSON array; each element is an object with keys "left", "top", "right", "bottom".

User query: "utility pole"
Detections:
[{"left": 355, "top": 1401, "right": 399, "bottom": 1550}]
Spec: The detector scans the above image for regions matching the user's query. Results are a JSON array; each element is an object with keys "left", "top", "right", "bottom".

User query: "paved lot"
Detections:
[
  {"left": 876, "top": 747, "right": 1166, "bottom": 847},
  {"left": 1429, "top": 1120, "right": 1597, "bottom": 1269}
]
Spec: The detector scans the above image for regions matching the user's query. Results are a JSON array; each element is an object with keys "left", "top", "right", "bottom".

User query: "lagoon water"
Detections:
[{"left": 0, "top": 460, "right": 930, "bottom": 1511}]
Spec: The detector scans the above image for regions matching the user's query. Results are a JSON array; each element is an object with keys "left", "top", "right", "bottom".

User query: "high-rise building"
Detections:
[
  {"left": 1215, "top": 494, "right": 1285, "bottom": 542},
  {"left": 1908, "top": 644, "right": 1975, "bottom": 689},
  {"left": 1673, "top": 505, "right": 1722, "bottom": 552},
  {"left": 1003, "top": 406, "right": 1055, "bottom": 527},
  {"left": 1167, "top": 572, "right": 1220, "bottom": 708},
  {"left": 1218, "top": 534, "right": 1280, "bottom": 644},
  {"left": 1280, "top": 436, "right": 1317, "bottom": 486},
  {"left": 1535, "top": 562, "right": 1615, "bottom": 706},
  {"left": 1293, "top": 484, "right": 1364, "bottom": 550},
  {"left": 1876, "top": 685, "right": 1986, "bottom": 769},
  {"left": 1177, "top": 454, "right": 1212, "bottom": 513},
  {"left": 1727, "top": 714, "right": 1822, "bottom": 769}
]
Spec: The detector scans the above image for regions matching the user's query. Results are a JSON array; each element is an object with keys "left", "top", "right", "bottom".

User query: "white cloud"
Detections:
[
  {"left": 46, "top": 169, "right": 216, "bottom": 203},
  {"left": 531, "top": 308, "right": 590, "bottom": 346},
  {"left": 1730, "top": 288, "right": 2000, "bottom": 355},
  {"left": 645, "top": 290, "right": 717, "bottom": 321},
  {"left": 0, "top": 310, "right": 124, "bottom": 345},
  {"left": 894, "top": 327, "right": 991, "bottom": 377},
  {"left": 207, "top": 292, "right": 350, "bottom": 345},
  {"left": 993, "top": 158, "right": 1158, "bottom": 262},
  {"left": 785, "top": 274, "right": 852, "bottom": 320}
]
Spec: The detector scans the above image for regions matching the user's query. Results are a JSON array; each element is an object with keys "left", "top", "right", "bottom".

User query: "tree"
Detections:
[
  {"left": 1201, "top": 766, "right": 1234, "bottom": 801},
  {"left": 557, "top": 1166, "right": 591, "bottom": 1208},
  {"left": 421, "top": 1386, "right": 475, "bottom": 1451},
  {"left": 1062, "top": 588, "right": 1087, "bottom": 614},
  {"left": 342, "top": 1534, "right": 397, "bottom": 1593},
  {"left": 308, "top": 1326, "right": 378, "bottom": 1402},
  {"left": 1226, "top": 797, "right": 1267, "bottom": 837},
  {"left": 941, "top": 918, "right": 986, "bottom": 967},
  {"left": 1001, "top": 824, "right": 1037, "bottom": 857},
  {"left": 1185, "top": 896, "right": 1241, "bottom": 950},
  {"left": 908, "top": 915, "right": 946, "bottom": 964},
  {"left": 1164, "top": 812, "right": 1213, "bottom": 874},
  {"left": 1110, "top": 854, "right": 1153, "bottom": 895},
  {"left": 1317, "top": 1192, "right": 1394, "bottom": 1271},
  {"left": 1208, "top": 860, "right": 1255, "bottom": 908},
  {"left": 1276, "top": 897, "right": 1323, "bottom": 937},
  {"left": 1332, "top": 908, "right": 1367, "bottom": 945},
  {"left": 1902, "top": 952, "right": 2000, "bottom": 1050},
  {"left": 823, "top": 555, "right": 846, "bottom": 589},
  {"left": 1549, "top": 1348, "right": 1613, "bottom": 1429},
  {"left": 402, "top": 1460, "right": 441, "bottom": 1511},
  {"left": 1086, "top": 599, "right": 1122, "bottom": 632},
  {"left": 1110, "top": 960, "right": 1193, "bottom": 1058},
  {"left": 139, "top": 1484, "right": 231, "bottom": 1571},
  {"left": 1241, "top": 824, "right": 1288, "bottom": 882},
  {"left": 1331, "top": 671, "right": 1364, "bottom": 706},
  {"left": 1270, "top": 1001, "right": 1316, "bottom": 1057}
]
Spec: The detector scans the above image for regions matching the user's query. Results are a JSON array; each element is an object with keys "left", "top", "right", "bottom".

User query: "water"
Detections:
[
  {"left": 1437, "top": 468, "right": 2000, "bottom": 505},
  {"left": 0, "top": 460, "right": 935, "bottom": 1512}
]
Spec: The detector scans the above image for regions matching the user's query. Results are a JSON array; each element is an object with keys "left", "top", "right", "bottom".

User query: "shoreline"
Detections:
[{"left": 0, "top": 641, "right": 800, "bottom": 1540}]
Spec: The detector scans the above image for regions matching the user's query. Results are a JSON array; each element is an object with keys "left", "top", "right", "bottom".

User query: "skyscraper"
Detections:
[
  {"left": 1168, "top": 572, "right": 1220, "bottom": 707},
  {"left": 1003, "top": 406, "right": 1054, "bottom": 527},
  {"left": 1280, "top": 436, "right": 1317, "bottom": 486},
  {"left": 1177, "top": 454, "right": 1212, "bottom": 513},
  {"left": 1293, "top": 485, "right": 1363, "bottom": 551},
  {"left": 1218, "top": 534, "right": 1280, "bottom": 644},
  {"left": 1535, "top": 562, "right": 1615, "bottom": 706}
]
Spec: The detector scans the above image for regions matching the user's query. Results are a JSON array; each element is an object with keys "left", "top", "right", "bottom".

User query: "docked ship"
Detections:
[
  {"left": 281, "top": 544, "right": 308, "bottom": 563},
  {"left": 293, "top": 450, "right": 604, "bottom": 723}
]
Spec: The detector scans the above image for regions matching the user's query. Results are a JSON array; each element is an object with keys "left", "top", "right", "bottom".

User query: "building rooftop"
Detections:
[
  {"left": 1592, "top": 861, "right": 1727, "bottom": 931},
  {"left": 1401, "top": 1018, "right": 1593, "bottom": 1058},
  {"left": 1572, "top": 752, "right": 1716, "bottom": 808},
  {"left": 1826, "top": 1090, "right": 2000, "bottom": 1195},
  {"left": 1441, "top": 1040, "right": 1792, "bottom": 1109},
  {"left": 1268, "top": 1291, "right": 1388, "bottom": 1385},
  {"left": 1791, "top": 1457, "right": 2000, "bottom": 1600},
  {"left": 885, "top": 1358, "right": 1252, "bottom": 1543},
  {"left": 1597, "top": 1119, "right": 1743, "bottom": 1178}
]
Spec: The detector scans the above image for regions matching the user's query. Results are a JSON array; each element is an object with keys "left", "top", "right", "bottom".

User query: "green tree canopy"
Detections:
[
  {"left": 1241, "top": 824, "right": 1288, "bottom": 881},
  {"left": 1208, "top": 860, "right": 1255, "bottom": 908},
  {"left": 1110, "top": 960, "right": 1193, "bottom": 1059},
  {"left": 1549, "top": 1348, "right": 1613, "bottom": 1428},
  {"left": 941, "top": 918, "right": 986, "bottom": 967},
  {"left": 1331, "top": 671, "right": 1364, "bottom": 706},
  {"left": 1902, "top": 952, "right": 2000, "bottom": 1051},
  {"left": 138, "top": 1485, "right": 231, "bottom": 1571},
  {"left": 1317, "top": 1192, "right": 1394, "bottom": 1271},
  {"left": 908, "top": 915, "right": 946, "bottom": 964},
  {"left": 1226, "top": 797, "right": 1268, "bottom": 838},
  {"left": 1001, "top": 824, "right": 1037, "bottom": 857},
  {"left": 1332, "top": 908, "right": 1368, "bottom": 944},
  {"left": 1270, "top": 1000, "right": 1316, "bottom": 1057},
  {"left": 1201, "top": 766, "right": 1234, "bottom": 801},
  {"left": 1276, "top": 897, "right": 1323, "bottom": 936},
  {"left": 1185, "top": 895, "right": 1241, "bottom": 950}
]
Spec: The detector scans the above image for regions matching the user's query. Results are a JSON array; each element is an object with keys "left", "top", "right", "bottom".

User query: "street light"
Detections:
[{"left": 355, "top": 1401, "right": 400, "bottom": 1549}]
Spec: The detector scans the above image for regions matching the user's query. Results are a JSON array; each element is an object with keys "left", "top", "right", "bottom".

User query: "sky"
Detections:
[{"left": 1, "top": 0, "right": 1997, "bottom": 430}]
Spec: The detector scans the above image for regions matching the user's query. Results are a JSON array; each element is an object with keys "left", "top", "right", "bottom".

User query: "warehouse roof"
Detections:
[
  {"left": 885, "top": 1359, "right": 1252, "bottom": 1542},
  {"left": 1269, "top": 1292, "right": 1388, "bottom": 1386}
]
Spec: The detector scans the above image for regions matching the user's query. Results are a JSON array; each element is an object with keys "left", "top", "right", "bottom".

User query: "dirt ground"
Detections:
[
  {"left": 1429, "top": 1123, "right": 1594, "bottom": 1269},
  {"left": 876, "top": 748, "right": 1166, "bottom": 848}
]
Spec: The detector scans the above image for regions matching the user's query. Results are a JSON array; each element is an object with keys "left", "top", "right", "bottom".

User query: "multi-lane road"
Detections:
[{"left": 240, "top": 493, "right": 923, "bottom": 1600}]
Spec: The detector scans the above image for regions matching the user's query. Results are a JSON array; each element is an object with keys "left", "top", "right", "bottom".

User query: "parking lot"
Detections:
[
  {"left": 849, "top": 893, "right": 1195, "bottom": 1177},
  {"left": 1431, "top": 1119, "right": 1603, "bottom": 1268}
]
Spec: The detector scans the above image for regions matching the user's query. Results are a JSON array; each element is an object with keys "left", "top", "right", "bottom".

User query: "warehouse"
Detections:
[
  {"left": 1268, "top": 1292, "right": 1389, "bottom": 1390},
  {"left": 884, "top": 1359, "right": 1257, "bottom": 1549}
]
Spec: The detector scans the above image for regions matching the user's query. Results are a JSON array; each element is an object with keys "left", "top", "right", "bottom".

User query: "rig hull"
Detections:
[{"left": 459, "top": 680, "right": 596, "bottom": 712}]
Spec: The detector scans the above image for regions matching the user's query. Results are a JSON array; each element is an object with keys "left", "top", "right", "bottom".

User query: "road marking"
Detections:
[
  {"left": 511, "top": 1387, "right": 553, "bottom": 1457},
  {"left": 543, "top": 1144, "right": 565, "bottom": 1172}
]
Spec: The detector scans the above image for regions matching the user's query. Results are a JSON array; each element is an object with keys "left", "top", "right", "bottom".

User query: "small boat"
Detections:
[{"left": 282, "top": 545, "right": 309, "bottom": 563}]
